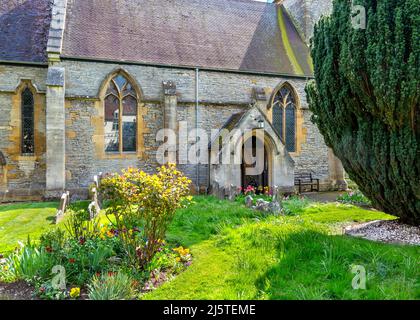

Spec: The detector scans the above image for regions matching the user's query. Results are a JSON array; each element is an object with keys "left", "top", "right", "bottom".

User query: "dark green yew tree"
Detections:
[{"left": 306, "top": 0, "right": 419, "bottom": 225}]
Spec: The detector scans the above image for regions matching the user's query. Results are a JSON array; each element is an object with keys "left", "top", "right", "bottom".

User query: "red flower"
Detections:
[
  {"left": 69, "top": 258, "right": 76, "bottom": 264},
  {"left": 39, "top": 287, "right": 46, "bottom": 293},
  {"left": 79, "top": 237, "right": 86, "bottom": 245},
  {"left": 95, "top": 272, "right": 101, "bottom": 277},
  {"left": 46, "top": 246, "right": 53, "bottom": 253}
]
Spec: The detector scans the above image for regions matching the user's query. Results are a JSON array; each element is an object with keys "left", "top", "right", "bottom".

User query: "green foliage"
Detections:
[
  {"left": 87, "top": 272, "right": 136, "bottom": 300},
  {"left": 99, "top": 164, "right": 192, "bottom": 269},
  {"left": 144, "top": 197, "right": 418, "bottom": 300},
  {"left": 60, "top": 238, "right": 116, "bottom": 286},
  {"left": 40, "top": 228, "right": 66, "bottom": 252},
  {"left": 0, "top": 238, "right": 56, "bottom": 284},
  {"left": 337, "top": 190, "right": 372, "bottom": 206},
  {"left": 282, "top": 195, "right": 312, "bottom": 215},
  {"left": 36, "top": 281, "right": 68, "bottom": 300},
  {"left": 306, "top": 0, "right": 420, "bottom": 225},
  {"left": 63, "top": 207, "right": 100, "bottom": 240}
]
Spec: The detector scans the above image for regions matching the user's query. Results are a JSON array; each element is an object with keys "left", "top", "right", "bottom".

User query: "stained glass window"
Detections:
[
  {"left": 21, "top": 87, "right": 34, "bottom": 154},
  {"left": 104, "top": 74, "right": 138, "bottom": 153},
  {"left": 272, "top": 84, "right": 297, "bottom": 152}
]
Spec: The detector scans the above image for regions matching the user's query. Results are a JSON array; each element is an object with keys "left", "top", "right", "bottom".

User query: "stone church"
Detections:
[{"left": 0, "top": 0, "right": 346, "bottom": 202}]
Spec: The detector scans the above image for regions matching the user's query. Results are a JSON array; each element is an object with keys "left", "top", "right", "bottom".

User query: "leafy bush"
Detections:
[
  {"left": 0, "top": 239, "right": 56, "bottom": 284},
  {"left": 99, "top": 164, "right": 192, "bottom": 269},
  {"left": 63, "top": 207, "right": 100, "bottom": 240},
  {"left": 40, "top": 228, "right": 66, "bottom": 252},
  {"left": 87, "top": 272, "right": 136, "bottom": 300},
  {"left": 337, "top": 191, "right": 372, "bottom": 206},
  {"left": 57, "top": 237, "right": 117, "bottom": 286}
]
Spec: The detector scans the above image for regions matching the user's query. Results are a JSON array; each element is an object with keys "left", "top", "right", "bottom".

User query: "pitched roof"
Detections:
[
  {"left": 0, "top": 0, "right": 313, "bottom": 76},
  {"left": 62, "top": 0, "right": 313, "bottom": 76},
  {"left": 0, "top": 0, "right": 52, "bottom": 63}
]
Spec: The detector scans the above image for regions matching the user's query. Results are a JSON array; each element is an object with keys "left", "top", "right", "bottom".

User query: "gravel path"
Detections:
[{"left": 344, "top": 220, "right": 420, "bottom": 246}]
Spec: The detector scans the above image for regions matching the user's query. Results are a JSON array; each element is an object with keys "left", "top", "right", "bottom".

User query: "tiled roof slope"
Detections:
[
  {"left": 62, "top": 0, "right": 313, "bottom": 76},
  {"left": 0, "top": 0, "right": 52, "bottom": 63}
]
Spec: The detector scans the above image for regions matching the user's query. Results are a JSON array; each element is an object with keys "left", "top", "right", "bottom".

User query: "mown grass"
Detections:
[
  {"left": 0, "top": 196, "right": 418, "bottom": 300},
  {"left": 0, "top": 202, "right": 58, "bottom": 254},
  {"left": 144, "top": 197, "right": 419, "bottom": 300}
]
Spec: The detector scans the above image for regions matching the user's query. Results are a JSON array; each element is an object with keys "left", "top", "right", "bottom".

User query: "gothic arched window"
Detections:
[
  {"left": 104, "top": 74, "right": 138, "bottom": 153},
  {"left": 272, "top": 84, "right": 297, "bottom": 152},
  {"left": 21, "top": 87, "right": 35, "bottom": 154}
]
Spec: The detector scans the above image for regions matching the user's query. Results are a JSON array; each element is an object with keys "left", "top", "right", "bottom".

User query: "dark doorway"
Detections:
[{"left": 241, "top": 136, "right": 269, "bottom": 191}]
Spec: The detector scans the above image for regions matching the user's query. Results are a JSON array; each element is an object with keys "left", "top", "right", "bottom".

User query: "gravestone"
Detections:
[
  {"left": 89, "top": 186, "right": 101, "bottom": 219},
  {"left": 245, "top": 195, "right": 253, "bottom": 208},
  {"left": 56, "top": 191, "right": 70, "bottom": 224}
]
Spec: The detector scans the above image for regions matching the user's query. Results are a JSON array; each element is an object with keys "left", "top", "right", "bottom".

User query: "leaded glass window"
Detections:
[
  {"left": 21, "top": 87, "right": 34, "bottom": 154},
  {"left": 104, "top": 74, "right": 138, "bottom": 153},
  {"left": 272, "top": 84, "right": 297, "bottom": 152}
]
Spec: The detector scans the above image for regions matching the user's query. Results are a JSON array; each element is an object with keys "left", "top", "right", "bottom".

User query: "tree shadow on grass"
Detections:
[{"left": 255, "top": 230, "right": 420, "bottom": 300}]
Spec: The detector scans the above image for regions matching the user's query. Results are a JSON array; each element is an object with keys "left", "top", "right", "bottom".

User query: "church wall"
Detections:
[
  {"left": 0, "top": 65, "right": 48, "bottom": 201},
  {"left": 61, "top": 60, "right": 333, "bottom": 193},
  {"left": 0, "top": 60, "right": 335, "bottom": 199}
]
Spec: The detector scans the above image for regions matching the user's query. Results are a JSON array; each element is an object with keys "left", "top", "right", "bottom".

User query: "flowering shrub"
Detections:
[
  {"left": 1, "top": 165, "right": 194, "bottom": 300},
  {"left": 99, "top": 164, "right": 192, "bottom": 268}
]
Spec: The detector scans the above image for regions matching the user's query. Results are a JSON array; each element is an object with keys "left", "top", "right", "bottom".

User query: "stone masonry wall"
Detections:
[
  {"left": 0, "top": 60, "right": 334, "bottom": 198},
  {"left": 0, "top": 65, "right": 48, "bottom": 201},
  {"left": 63, "top": 60, "right": 332, "bottom": 193}
]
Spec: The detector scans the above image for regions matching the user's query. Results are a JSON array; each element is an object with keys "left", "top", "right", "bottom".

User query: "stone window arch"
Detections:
[
  {"left": 21, "top": 86, "right": 35, "bottom": 154},
  {"left": 271, "top": 83, "right": 298, "bottom": 153},
  {"left": 103, "top": 73, "right": 140, "bottom": 153}
]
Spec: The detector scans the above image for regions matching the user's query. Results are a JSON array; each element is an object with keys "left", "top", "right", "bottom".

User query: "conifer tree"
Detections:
[{"left": 306, "top": 0, "right": 419, "bottom": 225}]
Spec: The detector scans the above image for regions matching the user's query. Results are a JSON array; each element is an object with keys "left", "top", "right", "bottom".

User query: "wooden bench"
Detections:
[{"left": 295, "top": 172, "right": 320, "bottom": 193}]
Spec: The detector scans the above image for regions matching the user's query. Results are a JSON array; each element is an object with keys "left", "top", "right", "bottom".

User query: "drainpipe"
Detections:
[{"left": 195, "top": 68, "right": 200, "bottom": 192}]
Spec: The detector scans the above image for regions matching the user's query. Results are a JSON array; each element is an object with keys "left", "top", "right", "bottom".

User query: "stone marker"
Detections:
[
  {"left": 56, "top": 191, "right": 70, "bottom": 224},
  {"left": 245, "top": 195, "right": 253, "bottom": 208},
  {"left": 89, "top": 186, "right": 101, "bottom": 219},
  {"left": 268, "top": 200, "right": 283, "bottom": 216}
]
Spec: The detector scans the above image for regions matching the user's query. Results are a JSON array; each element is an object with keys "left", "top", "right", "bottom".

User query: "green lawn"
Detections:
[
  {"left": 0, "top": 202, "right": 58, "bottom": 254},
  {"left": 143, "top": 197, "right": 419, "bottom": 300},
  {"left": 0, "top": 197, "right": 419, "bottom": 300}
]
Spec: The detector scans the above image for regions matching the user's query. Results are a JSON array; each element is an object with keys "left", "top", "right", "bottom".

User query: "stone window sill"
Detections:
[{"left": 17, "top": 154, "right": 37, "bottom": 161}]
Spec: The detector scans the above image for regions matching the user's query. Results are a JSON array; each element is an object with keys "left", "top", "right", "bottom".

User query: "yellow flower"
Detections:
[
  {"left": 3, "top": 265, "right": 9, "bottom": 271},
  {"left": 176, "top": 257, "right": 181, "bottom": 262},
  {"left": 70, "top": 287, "right": 80, "bottom": 299}
]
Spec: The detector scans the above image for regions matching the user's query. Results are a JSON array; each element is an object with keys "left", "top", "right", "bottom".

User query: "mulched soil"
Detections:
[
  {"left": 0, "top": 281, "right": 38, "bottom": 300},
  {"left": 344, "top": 220, "right": 420, "bottom": 246}
]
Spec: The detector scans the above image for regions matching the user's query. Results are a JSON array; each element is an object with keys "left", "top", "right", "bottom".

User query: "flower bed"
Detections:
[{"left": 0, "top": 165, "right": 193, "bottom": 300}]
